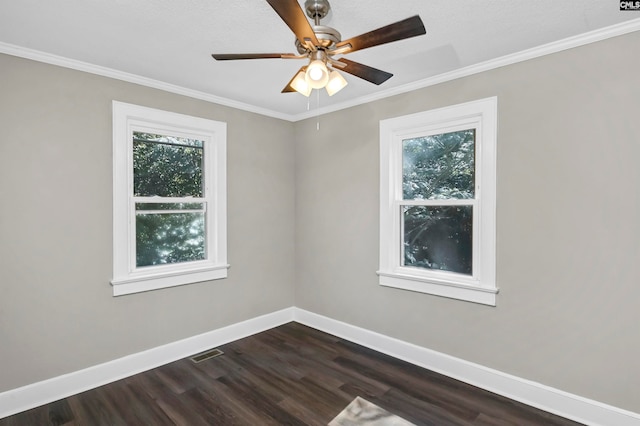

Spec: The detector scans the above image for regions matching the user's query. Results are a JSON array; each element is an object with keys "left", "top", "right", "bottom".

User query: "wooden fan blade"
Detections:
[
  {"left": 333, "top": 15, "right": 426, "bottom": 55},
  {"left": 212, "top": 53, "right": 295, "bottom": 60},
  {"left": 334, "top": 58, "right": 393, "bottom": 85},
  {"left": 267, "top": 0, "right": 319, "bottom": 47},
  {"left": 282, "top": 66, "right": 307, "bottom": 93}
]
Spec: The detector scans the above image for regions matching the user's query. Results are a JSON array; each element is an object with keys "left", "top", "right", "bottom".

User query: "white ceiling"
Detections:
[{"left": 1, "top": 1, "right": 638, "bottom": 120}]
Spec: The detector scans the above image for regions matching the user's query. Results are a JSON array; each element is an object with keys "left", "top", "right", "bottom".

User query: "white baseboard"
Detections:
[
  {"left": 0, "top": 307, "right": 294, "bottom": 419},
  {"left": 292, "top": 308, "right": 640, "bottom": 426},
  {"left": 2, "top": 307, "right": 639, "bottom": 425}
]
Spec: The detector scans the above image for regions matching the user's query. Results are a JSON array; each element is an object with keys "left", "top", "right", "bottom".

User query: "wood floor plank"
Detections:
[
  {"left": 66, "top": 387, "right": 128, "bottom": 426},
  {"left": 45, "top": 399, "right": 75, "bottom": 426},
  {"left": 334, "top": 354, "right": 479, "bottom": 421},
  {"left": 0, "top": 322, "right": 585, "bottom": 426},
  {"left": 374, "top": 386, "right": 476, "bottom": 426},
  {"left": 154, "top": 390, "right": 213, "bottom": 426},
  {"left": 277, "top": 396, "right": 334, "bottom": 426},
  {"left": 187, "top": 372, "right": 274, "bottom": 425},
  {"left": 105, "top": 377, "right": 174, "bottom": 425},
  {"left": 153, "top": 359, "right": 200, "bottom": 394},
  {"left": 182, "top": 387, "right": 244, "bottom": 425}
]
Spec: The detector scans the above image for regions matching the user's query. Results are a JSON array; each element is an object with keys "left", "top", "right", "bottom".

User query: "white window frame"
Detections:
[
  {"left": 378, "top": 97, "right": 497, "bottom": 306},
  {"left": 111, "top": 101, "right": 228, "bottom": 296}
]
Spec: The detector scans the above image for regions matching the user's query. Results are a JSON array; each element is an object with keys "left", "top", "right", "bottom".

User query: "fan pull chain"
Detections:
[{"left": 316, "top": 89, "right": 320, "bottom": 131}]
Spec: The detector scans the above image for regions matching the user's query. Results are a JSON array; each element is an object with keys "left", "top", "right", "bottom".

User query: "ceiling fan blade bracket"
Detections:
[
  {"left": 328, "top": 58, "right": 346, "bottom": 69},
  {"left": 302, "top": 39, "right": 317, "bottom": 51},
  {"left": 329, "top": 44, "right": 352, "bottom": 56},
  {"left": 281, "top": 53, "right": 308, "bottom": 59}
]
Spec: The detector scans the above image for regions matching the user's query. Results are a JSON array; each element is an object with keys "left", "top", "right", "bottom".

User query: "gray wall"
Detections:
[
  {"left": 294, "top": 32, "right": 640, "bottom": 413},
  {"left": 0, "top": 54, "right": 296, "bottom": 392},
  {"left": 1, "top": 30, "right": 639, "bottom": 414}
]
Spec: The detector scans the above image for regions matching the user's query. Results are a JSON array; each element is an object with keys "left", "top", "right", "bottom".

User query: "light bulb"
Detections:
[
  {"left": 305, "top": 59, "right": 329, "bottom": 89},
  {"left": 308, "top": 67, "right": 324, "bottom": 81}
]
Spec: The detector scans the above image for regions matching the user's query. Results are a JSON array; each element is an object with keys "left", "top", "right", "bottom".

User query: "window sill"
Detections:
[
  {"left": 377, "top": 270, "right": 497, "bottom": 306},
  {"left": 111, "top": 264, "right": 230, "bottom": 296}
]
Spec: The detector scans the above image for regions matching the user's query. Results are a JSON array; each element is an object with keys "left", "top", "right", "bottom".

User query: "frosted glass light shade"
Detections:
[
  {"left": 291, "top": 70, "right": 312, "bottom": 96},
  {"left": 305, "top": 59, "right": 329, "bottom": 89},
  {"left": 325, "top": 70, "right": 348, "bottom": 96}
]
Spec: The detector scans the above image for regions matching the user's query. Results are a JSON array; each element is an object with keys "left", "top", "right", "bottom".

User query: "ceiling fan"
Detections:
[{"left": 212, "top": 0, "right": 426, "bottom": 97}]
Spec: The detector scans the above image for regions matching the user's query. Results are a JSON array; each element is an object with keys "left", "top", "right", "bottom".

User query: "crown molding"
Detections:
[
  {"left": 2, "top": 18, "right": 639, "bottom": 123},
  {"left": 0, "top": 42, "right": 295, "bottom": 122}
]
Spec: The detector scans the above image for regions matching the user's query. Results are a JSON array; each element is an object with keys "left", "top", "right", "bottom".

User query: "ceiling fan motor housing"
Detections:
[{"left": 295, "top": 25, "right": 341, "bottom": 53}]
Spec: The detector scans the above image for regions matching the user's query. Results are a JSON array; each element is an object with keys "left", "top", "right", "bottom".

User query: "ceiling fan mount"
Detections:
[
  {"left": 211, "top": 0, "right": 426, "bottom": 96},
  {"left": 304, "top": 0, "right": 331, "bottom": 21}
]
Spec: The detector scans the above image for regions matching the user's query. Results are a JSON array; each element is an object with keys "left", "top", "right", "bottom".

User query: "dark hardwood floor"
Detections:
[{"left": 1, "top": 322, "right": 583, "bottom": 425}]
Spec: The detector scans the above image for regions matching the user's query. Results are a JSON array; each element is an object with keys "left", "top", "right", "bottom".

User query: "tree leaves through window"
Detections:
[
  {"left": 402, "top": 130, "right": 475, "bottom": 275},
  {"left": 133, "top": 132, "right": 206, "bottom": 267}
]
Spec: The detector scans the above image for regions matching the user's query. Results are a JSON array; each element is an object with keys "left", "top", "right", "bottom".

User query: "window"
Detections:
[
  {"left": 112, "top": 102, "right": 228, "bottom": 296},
  {"left": 379, "top": 97, "right": 497, "bottom": 305}
]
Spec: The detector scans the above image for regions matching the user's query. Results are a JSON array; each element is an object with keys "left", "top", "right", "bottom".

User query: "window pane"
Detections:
[
  {"left": 133, "top": 132, "right": 204, "bottom": 197},
  {"left": 136, "top": 212, "right": 205, "bottom": 267},
  {"left": 403, "top": 205, "right": 472, "bottom": 275},
  {"left": 136, "top": 202, "right": 204, "bottom": 211},
  {"left": 403, "top": 130, "right": 475, "bottom": 200}
]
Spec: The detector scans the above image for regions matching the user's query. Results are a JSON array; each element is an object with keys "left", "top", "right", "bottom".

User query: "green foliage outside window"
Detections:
[
  {"left": 133, "top": 133, "right": 203, "bottom": 197},
  {"left": 402, "top": 130, "right": 475, "bottom": 275},
  {"left": 136, "top": 212, "right": 205, "bottom": 267},
  {"left": 133, "top": 132, "right": 206, "bottom": 267}
]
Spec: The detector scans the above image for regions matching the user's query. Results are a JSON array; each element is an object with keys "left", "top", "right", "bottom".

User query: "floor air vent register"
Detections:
[{"left": 189, "top": 348, "right": 224, "bottom": 363}]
